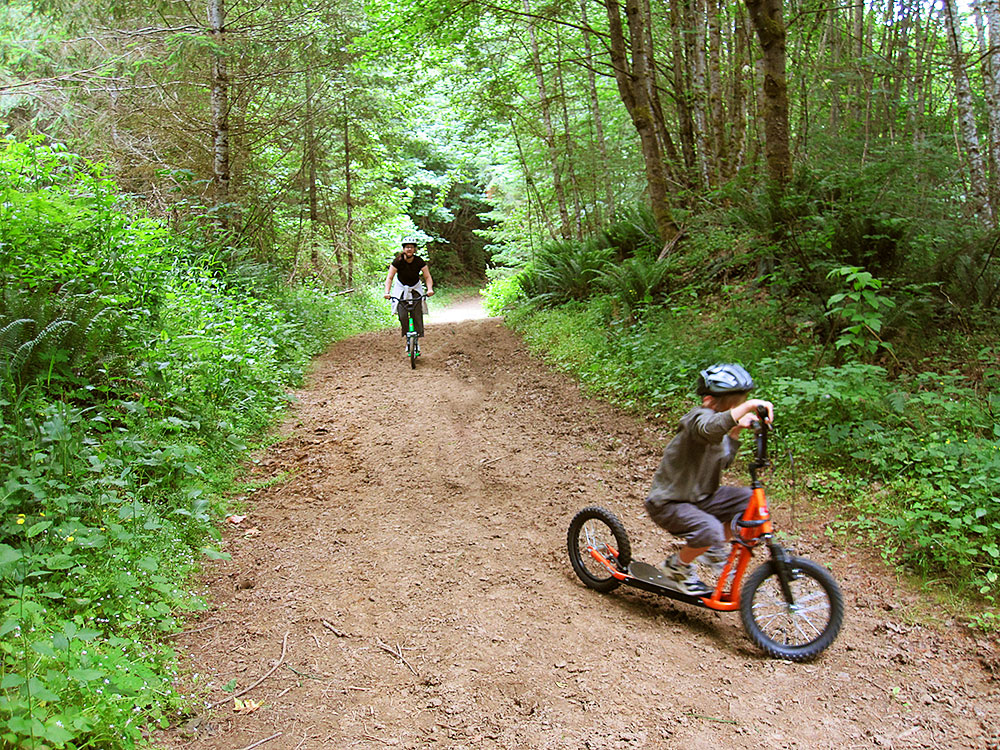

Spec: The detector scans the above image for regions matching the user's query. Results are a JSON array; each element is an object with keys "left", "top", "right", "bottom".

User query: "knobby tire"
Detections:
[
  {"left": 567, "top": 506, "right": 631, "bottom": 593},
  {"left": 739, "top": 556, "right": 844, "bottom": 661}
]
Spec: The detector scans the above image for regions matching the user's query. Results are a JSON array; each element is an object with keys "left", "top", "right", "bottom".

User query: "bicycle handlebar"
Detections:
[{"left": 753, "top": 405, "right": 770, "bottom": 467}]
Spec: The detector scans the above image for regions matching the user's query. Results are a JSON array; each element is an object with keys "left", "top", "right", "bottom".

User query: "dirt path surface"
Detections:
[{"left": 160, "top": 305, "right": 999, "bottom": 750}]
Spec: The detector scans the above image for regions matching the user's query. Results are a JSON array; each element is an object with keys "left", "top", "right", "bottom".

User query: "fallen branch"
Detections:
[
  {"left": 320, "top": 619, "right": 348, "bottom": 637},
  {"left": 209, "top": 631, "right": 289, "bottom": 709},
  {"left": 166, "top": 622, "right": 218, "bottom": 638},
  {"left": 375, "top": 638, "right": 418, "bottom": 676},
  {"left": 236, "top": 732, "right": 282, "bottom": 750}
]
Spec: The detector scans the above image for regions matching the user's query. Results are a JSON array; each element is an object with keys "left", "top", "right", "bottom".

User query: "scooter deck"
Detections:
[{"left": 623, "top": 560, "right": 709, "bottom": 605}]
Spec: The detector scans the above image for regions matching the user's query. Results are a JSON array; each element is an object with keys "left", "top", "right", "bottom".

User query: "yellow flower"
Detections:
[
  {"left": 66, "top": 536, "right": 74, "bottom": 542},
  {"left": 16, "top": 517, "right": 25, "bottom": 525}
]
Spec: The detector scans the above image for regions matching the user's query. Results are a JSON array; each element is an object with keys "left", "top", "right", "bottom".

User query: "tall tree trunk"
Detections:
[
  {"left": 604, "top": 0, "right": 680, "bottom": 248},
  {"left": 670, "top": 0, "right": 698, "bottom": 180},
  {"left": 690, "top": 0, "right": 711, "bottom": 188},
  {"left": 304, "top": 76, "right": 319, "bottom": 269},
  {"left": 579, "top": 0, "right": 617, "bottom": 223},
  {"left": 982, "top": 0, "right": 1000, "bottom": 195},
  {"left": 524, "top": 0, "right": 571, "bottom": 238},
  {"left": 208, "top": 0, "right": 230, "bottom": 235},
  {"left": 343, "top": 93, "right": 355, "bottom": 286},
  {"left": 730, "top": 4, "right": 750, "bottom": 172},
  {"left": 555, "top": 32, "right": 585, "bottom": 238},
  {"left": 744, "top": 0, "right": 791, "bottom": 187},
  {"left": 943, "top": 0, "right": 994, "bottom": 225},
  {"left": 707, "top": 0, "right": 726, "bottom": 181}
]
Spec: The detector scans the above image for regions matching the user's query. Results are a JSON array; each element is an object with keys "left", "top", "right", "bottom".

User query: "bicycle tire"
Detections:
[
  {"left": 740, "top": 556, "right": 844, "bottom": 661},
  {"left": 567, "top": 506, "right": 631, "bottom": 593},
  {"left": 408, "top": 336, "right": 416, "bottom": 369}
]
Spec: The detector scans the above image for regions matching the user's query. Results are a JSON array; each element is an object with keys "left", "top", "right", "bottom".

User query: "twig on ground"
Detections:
[
  {"left": 236, "top": 732, "right": 282, "bottom": 750},
  {"left": 209, "top": 631, "right": 289, "bottom": 709},
  {"left": 166, "top": 622, "right": 219, "bottom": 638},
  {"left": 376, "top": 638, "right": 418, "bottom": 676},
  {"left": 320, "top": 619, "right": 348, "bottom": 637}
]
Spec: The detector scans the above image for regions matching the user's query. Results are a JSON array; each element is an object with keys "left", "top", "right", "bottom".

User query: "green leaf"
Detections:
[
  {"left": 200, "top": 547, "right": 231, "bottom": 560},
  {"left": 0, "top": 544, "right": 22, "bottom": 566},
  {"left": 68, "top": 668, "right": 104, "bottom": 682},
  {"left": 1, "top": 674, "right": 25, "bottom": 689},
  {"left": 46, "top": 554, "right": 76, "bottom": 570},
  {"left": 26, "top": 676, "right": 60, "bottom": 702},
  {"left": 26, "top": 520, "right": 53, "bottom": 538}
]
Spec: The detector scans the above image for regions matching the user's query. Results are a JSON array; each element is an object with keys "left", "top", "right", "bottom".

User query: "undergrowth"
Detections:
[{"left": 0, "top": 135, "right": 389, "bottom": 747}]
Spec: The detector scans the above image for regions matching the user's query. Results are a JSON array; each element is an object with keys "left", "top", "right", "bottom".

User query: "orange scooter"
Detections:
[{"left": 567, "top": 407, "right": 844, "bottom": 661}]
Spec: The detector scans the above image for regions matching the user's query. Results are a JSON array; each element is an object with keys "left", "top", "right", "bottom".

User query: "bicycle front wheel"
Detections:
[
  {"left": 408, "top": 336, "right": 416, "bottom": 369},
  {"left": 740, "top": 556, "right": 844, "bottom": 661},
  {"left": 567, "top": 506, "right": 631, "bottom": 593}
]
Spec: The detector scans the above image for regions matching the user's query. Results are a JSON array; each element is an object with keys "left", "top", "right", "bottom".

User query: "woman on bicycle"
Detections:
[{"left": 384, "top": 236, "right": 435, "bottom": 341}]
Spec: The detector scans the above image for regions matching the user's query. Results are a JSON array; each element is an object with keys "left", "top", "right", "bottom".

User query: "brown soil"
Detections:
[{"left": 158, "top": 305, "right": 1000, "bottom": 750}]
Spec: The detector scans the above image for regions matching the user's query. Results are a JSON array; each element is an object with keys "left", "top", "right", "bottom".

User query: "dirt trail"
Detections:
[{"left": 160, "top": 302, "right": 999, "bottom": 750}]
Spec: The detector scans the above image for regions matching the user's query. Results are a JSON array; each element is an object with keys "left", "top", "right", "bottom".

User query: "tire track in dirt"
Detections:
[{"left": 159, "top": 313, "right": 999, "bottom": 750}]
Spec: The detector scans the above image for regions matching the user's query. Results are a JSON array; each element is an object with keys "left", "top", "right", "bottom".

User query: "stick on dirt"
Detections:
[
  {"left": 209, "top": 631, "right": 290, "bottom": 709},
  {"left": 375, "top": 638, "right": 418, "bottom": 676},
  {"left": 236, "top": 732, "right": 282, "bottom": 750}
]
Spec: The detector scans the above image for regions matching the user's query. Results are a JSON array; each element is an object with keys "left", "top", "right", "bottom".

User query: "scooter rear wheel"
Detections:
[
  {"left": 567, "top": 506, "right": 631, "bottom": 592},
  {"left": 740, "top": 556, "right": 844, "bottom": 661}
]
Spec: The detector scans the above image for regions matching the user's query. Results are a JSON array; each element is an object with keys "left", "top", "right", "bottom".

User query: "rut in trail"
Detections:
[{"left": 160, "top": 313, "right": 1000, "bottom": 750}]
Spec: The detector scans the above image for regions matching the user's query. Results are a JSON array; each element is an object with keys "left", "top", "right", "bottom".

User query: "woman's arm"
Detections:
[
  {"left": 422, "top": 265, "right": 434, "bottom": 295},
  {"left": 384, "top": 264, "right": 398, "bottom": 298}
]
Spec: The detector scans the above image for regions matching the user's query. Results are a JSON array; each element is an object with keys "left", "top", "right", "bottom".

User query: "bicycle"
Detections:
[
  {"left": 390, "top": 292, "right": 424, "bottom": 369},
  {"left": 567, "top": 406, "right": 844, "bottom": 661}
]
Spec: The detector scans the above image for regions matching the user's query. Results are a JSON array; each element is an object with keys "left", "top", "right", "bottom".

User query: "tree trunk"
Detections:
[
  {"left": 524, "top": 0, "right": 571, "bottom": 238},
  {"left": 691, "top": 0, "right": 711, "bottom": 188},
  {"left": 707, "top": 0, "right": 726, "bottom": 181},
  {"left": 207, "top": 0, "right": 230, "bottom": 235},
  {"left": 744, "top": 0, "right": 791, "bottom": 187},
  {"left": 555, "top": 32, "right": 585, "bottom": 238},
  {"left": 343, "top": 93, "right": 355, "bottom": 286},
  {"left": 579, "top": 0, "right": 616, "bottom": 223},
  {"left": 670, "top": 0, "right": 698, "bottom": 181},
  {"left": 604, "top": 0, "right": 680, "bottom": 247},
  {"left": 982, "top": 0, "right": 1000, "bottom": 195},
  {"left": 943, "top": 0, "right": 994, "bottom": 225},
  {"left": 304, "top": 76, "right": 319, "bottom": 269}
]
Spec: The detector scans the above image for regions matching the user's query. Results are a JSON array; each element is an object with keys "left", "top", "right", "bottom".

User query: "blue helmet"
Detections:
[{"left": 697, "top": 364, "right": 755, "bottom": 395}]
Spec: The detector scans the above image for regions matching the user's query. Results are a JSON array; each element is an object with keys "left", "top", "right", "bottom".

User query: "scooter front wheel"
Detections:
[
  {"left": 567, "top": 506, "right": 631, "bottom": 592},
  {"left": 740, "top": 556, "right": 844, "bottom": 661}
]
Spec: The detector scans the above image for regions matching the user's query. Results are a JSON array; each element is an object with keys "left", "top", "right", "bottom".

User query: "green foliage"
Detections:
[
  {"left": 0, "top": 136, "right": 391, "bottom": 748},
  {"left": 518, "top": 239, "right": 614, "bottom": 306},
  {"left": 596, "top": 253, "right": 677, "bottom": 322},
  {"left": 824, "top": 266, "right": 896, "bottom": 356}
]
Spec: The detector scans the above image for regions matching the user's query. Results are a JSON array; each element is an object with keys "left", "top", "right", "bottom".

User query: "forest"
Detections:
[{"left": 1, "top": 0, "right": 999, "bottom": 746}]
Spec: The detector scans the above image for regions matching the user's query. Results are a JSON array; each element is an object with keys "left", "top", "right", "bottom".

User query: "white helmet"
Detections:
[
  {"left": 401, "top": 236, "right": 419, "bottom": 247},
  {"left": 696, "top": 364, "right": 755, "bottom": 395}
]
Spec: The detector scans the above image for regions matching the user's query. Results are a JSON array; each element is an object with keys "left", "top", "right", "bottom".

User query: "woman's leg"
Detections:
[
  {"left": 411, "top": 301, "right": 425, "bottom": 336},
  {"left": 397, "top": 305, "right": 409, "bottom": 337}
]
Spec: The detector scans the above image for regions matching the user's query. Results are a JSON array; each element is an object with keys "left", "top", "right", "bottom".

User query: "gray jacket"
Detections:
[{"left": 646, "top": 406, "right": 740, "bottom": 506}]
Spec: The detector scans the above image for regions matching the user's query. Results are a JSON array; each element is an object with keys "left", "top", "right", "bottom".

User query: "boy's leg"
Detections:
[
  {"left": 644, "top": 499, "right": 714, "bottom": 595},
  {"left": 701, "top": 486, "right": 752, "bottom": 536}
]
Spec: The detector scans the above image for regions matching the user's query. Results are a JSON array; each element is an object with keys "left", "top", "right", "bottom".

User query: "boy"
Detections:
[{"left": 644, "top": 364, "right": 774, "bottom": 595}]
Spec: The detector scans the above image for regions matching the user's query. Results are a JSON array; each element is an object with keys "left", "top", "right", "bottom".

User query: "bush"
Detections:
[{"left": 0, "top": 136, "right": 391, "bottom": 748}]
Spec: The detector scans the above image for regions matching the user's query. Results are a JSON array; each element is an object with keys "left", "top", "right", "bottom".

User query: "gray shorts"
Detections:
[{"left": 644, "top": 486, "right": 752, "bottom": 549}]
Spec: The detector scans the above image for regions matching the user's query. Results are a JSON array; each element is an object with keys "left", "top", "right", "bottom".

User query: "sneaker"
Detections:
[
  {"left": 701, "top": 545, "right": 730, "bottom": 577},
  {"left": 658, "top": 553, "right": 712, "bottom": 596}
]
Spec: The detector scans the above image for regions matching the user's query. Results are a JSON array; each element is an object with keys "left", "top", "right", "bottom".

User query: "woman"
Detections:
[{"left": 383, "top": 236, "right": 435, "bottom": 342}]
